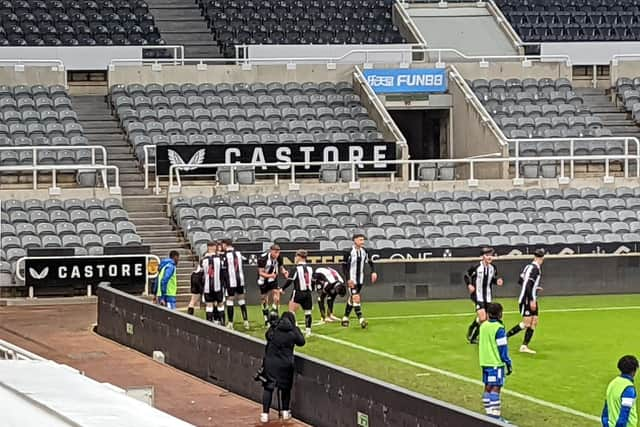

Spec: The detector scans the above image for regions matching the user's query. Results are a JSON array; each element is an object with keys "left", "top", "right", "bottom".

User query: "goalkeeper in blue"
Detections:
[
  {"left": 602, "top": 355, "right": 638, "bottom": 427},
  {"left": 479, "top": 302, "right": 512, "bottom": 422}
]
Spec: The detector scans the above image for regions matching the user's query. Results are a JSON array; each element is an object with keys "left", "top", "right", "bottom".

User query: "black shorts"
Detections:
[
  {"left": 259, "top": 281, "right": 279, "bottom": 295},
  {"left": 190, "top": 281, "right": 203, "bottom": 295},
  {"left": 475, "top": 301, "right": 488, "bottom": 311},
  {"left": 225, "top": 285, "right": 245, "bottom": 297},
  {"left": 203, "top": 289, "right": 225, "bottom": 303},
  {"left": 519, "top": 299, "right": 539, "bottom": 317},
  {"left": 292, "top": 290, "right": 313, "bottom": 311},
  {"left": 349, "top": 283, "right": 364, "bottom": 296}
]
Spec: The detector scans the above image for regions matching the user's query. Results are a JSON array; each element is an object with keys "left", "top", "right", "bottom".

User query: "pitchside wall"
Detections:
[{"left": 97, "top": 285, "right": 502, "bottom": 427}]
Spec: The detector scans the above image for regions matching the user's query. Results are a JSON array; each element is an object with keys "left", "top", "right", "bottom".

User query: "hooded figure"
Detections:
[{"left": 260, "top": 311, "right": 305, "bottom": 423}]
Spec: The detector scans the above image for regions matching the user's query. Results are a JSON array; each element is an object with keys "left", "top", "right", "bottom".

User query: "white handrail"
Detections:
[
  {"left": 0, "top": 145, "right": 111, "bottom": 190},
  {"left": 0, "top": 59, "right": 67, "bottom": 88},
  {"left": 167, "top": 154, "right": 639, "bottom": 192},
  {"left": 0, "top": 164, "right": 120, "bottom": 193},
  {"left": 109, "top": 47, "right": 571, "bottom": 69},
  {"left": 485, "top": 0, "right": 525, "bottom": 54}
]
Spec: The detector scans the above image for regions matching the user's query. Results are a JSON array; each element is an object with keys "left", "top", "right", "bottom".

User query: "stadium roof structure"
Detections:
[{"left": 0, "top": 359, "right": 194, "bottom": 427}]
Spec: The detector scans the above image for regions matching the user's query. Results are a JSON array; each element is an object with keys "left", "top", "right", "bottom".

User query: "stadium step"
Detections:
[
  {"left": 147, "top": 0, "right": 222, "bottom": 58},
  {"left": 124, "top": 194, "right": 197, "bottom": 295},
  {"left": 577, "top": 87, "right": 640, "bottom": 139},
  {"left": 72, "top": 95, "right": 152, "bottom": 195}
]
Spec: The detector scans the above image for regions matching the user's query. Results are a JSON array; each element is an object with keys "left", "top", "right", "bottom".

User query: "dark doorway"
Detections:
[{"left": 389, "top": 109, "right": 449, "bottom": 160}]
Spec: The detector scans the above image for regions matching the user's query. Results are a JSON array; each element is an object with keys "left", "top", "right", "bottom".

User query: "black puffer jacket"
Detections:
[{"left": 263, "top": 312, "right": 305, "bottom": 390}]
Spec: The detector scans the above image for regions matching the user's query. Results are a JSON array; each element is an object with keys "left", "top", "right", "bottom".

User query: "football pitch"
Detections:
[{"left": 199, "top": 293, "right": 640, "bottom": 427}]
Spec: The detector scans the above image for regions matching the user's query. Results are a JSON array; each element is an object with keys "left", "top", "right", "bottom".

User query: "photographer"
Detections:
[{"left": 259, "top": 311, "right": 305, "bottom": 423}]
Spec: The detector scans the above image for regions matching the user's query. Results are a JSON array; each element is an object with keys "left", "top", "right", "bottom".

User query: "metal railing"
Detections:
[
  {"left": 394, "top": 1, "right": 428, "bottom": 46},
  {"left": 167, "top": 154, "right": 640, "bottom": 193},
  {"left": 0, "top": 339, "right": 44, "bottom": 361},
  {"left": 485, "top": 0, "right": 526, "bottom": 54},
  {"left": 109, "top": 47, "right": 571, "bottom": 71},
  {"left": 0, "top": 145, "right": 120, "bottom": 192},
  {"left": 0, "top": 59, "right": 67, "bottom": 88}
]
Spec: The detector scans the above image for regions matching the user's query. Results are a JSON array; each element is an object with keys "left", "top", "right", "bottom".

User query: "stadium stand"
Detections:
[
  {"left": 198, "top": 0, "right": 406, "bottom": 58},
  {"left": 494, "top": 0, "right": 640, "bottom": 42},
  {"left": 0, "top": 198, "right": 143, "bottom": 282},
  {"left": 0, "top": 0, "right": 164, "bottom": 46},
  {"left": 0, "top": 84, "right": 91, "bottom": 164},
  {"left": 172, "top": 188, "right": 640, "bottom": 256},
  {"left": 110, "top": 81, "right": 387, "bottom": 163}
]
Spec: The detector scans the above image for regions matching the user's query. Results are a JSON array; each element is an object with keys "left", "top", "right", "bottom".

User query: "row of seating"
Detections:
[
  {"left": 173, "top": 189, "right": 640, "bottom": 253},
  {"left": 470, "top": 78, "right": 573, "bottom": 95},
  {"left": 0, "top": 135, "right": 88, "bottom": 146},
  {"left": 113, "top": 94, "right": 365, "bottom": 112},
  {"left": 111, "top": 81, "right": 384, "bottom": 162},
  {"left": 197, "top": 0, "right": 404, "bottom": 57},
  {"left": 496, "top": 0, "right": 640, "bottom": 41},
  {"left": 0, "top": 0, "right": 163, "bottom": 46},
  {"left": 112, "top": 82, "right": 357, "bottom": 98},
  {"left": 0, "top": 149, "right": 99, "bottom": 165},
  {"left": 615, "top": 78, "right": 640, "bottom": 125},
  {"left": 0, "top": 198, "right": 143, "bottom": 276}
]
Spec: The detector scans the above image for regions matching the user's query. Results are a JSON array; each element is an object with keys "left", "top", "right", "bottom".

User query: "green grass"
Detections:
[{"left": 193, "top": 294, "right": 640, "bottom": 426}]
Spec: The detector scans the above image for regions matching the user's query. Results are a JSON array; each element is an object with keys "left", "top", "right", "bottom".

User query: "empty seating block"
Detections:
[
  {"left": 495, "top": 0, "right": 640, "bottom": 42},
  {"left": 199, "top": 0, "right": 405, "bottom": 57},
  {"left": 110, "top": 81, "right": 385, "bottom": 162},
  {"left": 172, "top": 187, "right": 640, "bottom": 255},
  {"left": 0, "top": 85, "right": 91, "bottom": 167},
  {"left": 0, "top": 198, "right": 143, "bottom": 282},
  {"left": 0, "top": 0, "right": 163, "bottom": 46}
]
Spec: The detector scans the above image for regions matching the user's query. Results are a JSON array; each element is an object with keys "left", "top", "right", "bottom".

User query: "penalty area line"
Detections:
[
  {"left": 314, "top": 334, "right": 599, "bottom": 422},
  {"left": 365, "top": 305, "right": 640, "bottom": 321}
]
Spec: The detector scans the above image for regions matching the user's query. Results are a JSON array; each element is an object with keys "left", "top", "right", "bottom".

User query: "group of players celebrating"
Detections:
[
  {"left": 465, "top": 246, "right": 546, "bottom": 422},
  {"left": 189, "top": 233, "right": 378, "bottom": 337},
  {"left": 465, "top": 246, "right": 544, "bottom": 354}
]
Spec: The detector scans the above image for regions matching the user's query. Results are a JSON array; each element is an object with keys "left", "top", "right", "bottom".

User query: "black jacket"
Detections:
[{"left": 263, "top": 312, "right": 305, "bottom": 390}]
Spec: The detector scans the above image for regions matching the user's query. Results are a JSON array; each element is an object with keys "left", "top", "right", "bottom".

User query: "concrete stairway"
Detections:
[
  {"left": 146, "top": 0, "right": 221, "bottom": 58},
  {"left": 72, "top": 96, "right": 151, "bottom": 196},
  {"left": 575, "top": 88, "right": 640, "bottom": 138},
  {"left": 123, "top": 196, "right": 197, "bottom": 303}
]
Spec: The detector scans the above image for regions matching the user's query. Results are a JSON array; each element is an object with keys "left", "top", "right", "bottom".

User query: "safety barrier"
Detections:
[
  {"left": 0, "top": 145, "right": 119, "bottom": 193},
  {"left": 163, "top": 153, "right": 640, "bottom": 194},
  {"left": 96, "top": 284, "right": 504, "bottom": 427},
  {"left": 0, "top": 339, "right": 45, "bottom": 361}
]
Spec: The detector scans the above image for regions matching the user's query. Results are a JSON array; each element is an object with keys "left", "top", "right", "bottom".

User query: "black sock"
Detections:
[
  {"left": 507, "top": 324, "right": 523, "bottom": 338},
  {"left": 227, "top": 305, "right": 234, "bottom": 324},
  {"left": 212, "top": 309, "right": 219, "bottom": 322},
  {"left": 240, "top": 304, "right": 248, "bottom": 321},
  {"left": 344, "top": 304, "right": 353, "bottom": 318},
  {"left": 218, "top": 308, "right": 225, "bottom": 325},
  {"left": 305, "top": 313, "right": 312, "bottom": 329},
  {"left": 467, "top": 320, "right": 479, "bottom": 340},
  {"left": 327, "top": 298, "right": 335, "bottom": 316},
  {"left": 524, "top": 328, "right": 535, "bottom": 345},
  {"left": 262, "top": 303, "right": 269, "bottom": 323},
  {"left": 318, "top": 297, "right": 326, "bottom": 319},
  {"left": 354, "top": 305, "right": 363, "bottom": 319},
  {"left": 205, "top": 311, "right": 214, "bottom": 322},
  {"left": 187, "top": 307, "right": 194, "bottom": 315}
]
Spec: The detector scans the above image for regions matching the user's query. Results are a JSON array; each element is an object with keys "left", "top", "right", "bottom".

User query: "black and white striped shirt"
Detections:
[
  {"left": 201, "top": 253, "right": 222, "bottom": 293},
  {"left": 343, "top": 246, "right": 375, "bottom": 285},
  {"left": 223, "top": 249, "right": 245, "bottom": 289},
  {"left": 283, "top": 264, "right": 314, "bottom": 292},
  {"left": 518, "top": 261, "right": 542, "bottom": 303},
  {"left": 257, "top": 252, "right": 283, "bottom": 286},
  {"left": 465, "top": 262, "right": 498, "bottom": 303}
]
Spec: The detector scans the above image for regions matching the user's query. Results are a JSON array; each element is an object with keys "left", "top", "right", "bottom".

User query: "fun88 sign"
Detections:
[{"left": 363, "top": 68, "right": 448, "bottom": 94}]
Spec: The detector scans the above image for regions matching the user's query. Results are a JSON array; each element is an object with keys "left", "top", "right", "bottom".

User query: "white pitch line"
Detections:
[
  {"left": 365, "top": 305, "right": 640, "bottom": 321},
  {"left": 314, "top": 334, "right": 599, "bottom": 422}
]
